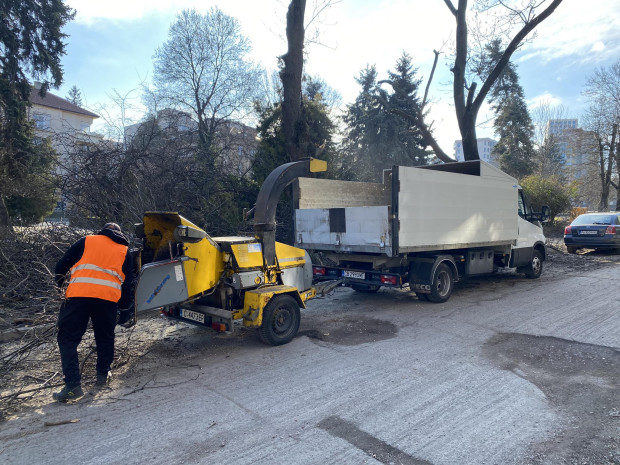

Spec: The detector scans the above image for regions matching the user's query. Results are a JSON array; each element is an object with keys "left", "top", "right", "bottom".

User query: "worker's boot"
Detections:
[
  {"left": 94, "top": 371, "right": 111, "bottom": 389},
  {"left": 53, "top": 384, "right": 83, "bottom": 402}
]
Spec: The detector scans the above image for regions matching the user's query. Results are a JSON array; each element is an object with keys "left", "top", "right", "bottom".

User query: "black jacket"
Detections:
[{"left": 55, "top": 228, "right": 134, "bottom": 308}]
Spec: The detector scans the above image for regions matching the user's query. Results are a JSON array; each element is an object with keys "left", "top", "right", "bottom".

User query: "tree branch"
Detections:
[
  {"left": 471, "top": 0, "right": 563, "bottom": 114},
  {"left": 422, "top": 50, "right": 440, "bottom": 110},
  {"left": 444, "top": 0, "right": 458, "bottom": 17}
]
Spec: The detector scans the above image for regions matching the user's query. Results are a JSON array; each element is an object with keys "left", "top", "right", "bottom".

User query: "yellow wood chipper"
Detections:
[{"left": 133, "top": 158, "right": 332, "bottom": 345}]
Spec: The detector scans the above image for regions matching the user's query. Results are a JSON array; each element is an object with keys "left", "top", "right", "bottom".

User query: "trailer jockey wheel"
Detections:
[
  {"left": 428, "top": 263, "right": 453, "bottom": 303},
  {"left": 258, "top": 295, "right": 301, "bottom": 346}
]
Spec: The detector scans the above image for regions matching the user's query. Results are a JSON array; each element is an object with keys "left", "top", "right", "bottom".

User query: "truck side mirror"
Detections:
[{"left": 541, "top": 205, "right": 550, "bottom": 223}]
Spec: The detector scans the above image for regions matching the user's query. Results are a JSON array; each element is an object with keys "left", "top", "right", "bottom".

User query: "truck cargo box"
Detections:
[{"left": 294, "top": 160, "right": 519, "bottom": 256}]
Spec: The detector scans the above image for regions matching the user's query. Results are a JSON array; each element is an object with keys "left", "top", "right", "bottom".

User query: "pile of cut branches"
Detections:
[
  {"left": 0, "top": 223, "right": 155, "bottom": 421},
  {"left": 0, "top": 222, "right": 85, "bottom": 328},
  {"left": 0, "top": 223, "right": 84, "bottom": 419}
]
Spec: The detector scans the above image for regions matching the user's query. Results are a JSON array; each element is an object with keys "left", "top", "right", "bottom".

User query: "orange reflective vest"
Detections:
[{"left": 65, "top": 235, "right": 128, "bottom": 302}]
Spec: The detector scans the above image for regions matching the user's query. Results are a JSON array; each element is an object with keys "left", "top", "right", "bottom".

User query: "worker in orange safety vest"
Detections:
[{"left": 53, "top": 222, "right": 134, "bottom": 402}]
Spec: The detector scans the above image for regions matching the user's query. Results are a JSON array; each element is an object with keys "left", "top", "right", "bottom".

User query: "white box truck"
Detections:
[{"left": 294, "top": 160, "right": 549, "bottom": 302}]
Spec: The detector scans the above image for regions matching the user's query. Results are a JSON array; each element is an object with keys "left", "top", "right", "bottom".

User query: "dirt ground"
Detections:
[{"left": 1, "top": 232, "right": 619, "bottom": 423}]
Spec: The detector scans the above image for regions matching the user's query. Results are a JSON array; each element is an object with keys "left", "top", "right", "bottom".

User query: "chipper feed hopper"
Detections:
[{"left": 133, "top": 158, "right": 328, "bottom": 345}]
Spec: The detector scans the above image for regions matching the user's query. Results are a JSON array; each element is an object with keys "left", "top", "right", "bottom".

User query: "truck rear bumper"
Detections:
[{"left": 312, "top": 265, "right": 403, "bottom": 288}]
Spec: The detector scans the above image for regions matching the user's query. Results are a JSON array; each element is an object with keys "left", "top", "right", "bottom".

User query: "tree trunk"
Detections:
[
  {"left": 280, "top": 0, "right": 306, "bottom": 162},
  {"left": 0, "top": 196, "right": 10, "bottom": 237},
  {"left": 447, "top": 0, "right": 563, "bottom": 161},
  {"left": 460, "top": 108, "right": 480, "bottom": 161},
  {"left": 610, "top": 123, "right": 619, "bottom": 211},
  {"left": 598, "top": 137, "right": 611, "bottom": 211}
]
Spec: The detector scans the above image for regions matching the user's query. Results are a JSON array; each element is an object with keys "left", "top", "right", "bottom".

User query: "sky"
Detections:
[{"left": 57, "top": 0, "right": 620, "bottom": 157}]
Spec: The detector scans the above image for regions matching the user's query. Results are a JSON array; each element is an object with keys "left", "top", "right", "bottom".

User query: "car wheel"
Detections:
[
  {"left": 258, "top": 295, "right": 300, "bottom": 346},
  {"left": 566, "top": 246, "right": 578, "bottom": 254},
  {"left": 428, "top": 263, "right": 453, "bottom": 303},
  {"left": 524, "top": 249, "right": 543, "bottom": 279},
  {"left": 351, "top": 284, "right": 380, "bottom": 293}
]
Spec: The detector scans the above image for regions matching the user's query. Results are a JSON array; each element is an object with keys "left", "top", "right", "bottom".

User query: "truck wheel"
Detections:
[
  {"left": 524, "top": 249, "right": 543, "bottom": 279},
  {"left": 351, "top": 284, "right": 380, "bottom": 293},
  {"left": 258, "top": 294, "right": 301, "bottom": 346},
  {"left": 428, "top": 264, "right": 453, "bottom": 303}
]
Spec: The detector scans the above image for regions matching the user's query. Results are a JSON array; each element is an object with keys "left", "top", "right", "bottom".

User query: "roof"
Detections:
[{"left": 30, "top": 87, "right": 99, "bottom": 118}]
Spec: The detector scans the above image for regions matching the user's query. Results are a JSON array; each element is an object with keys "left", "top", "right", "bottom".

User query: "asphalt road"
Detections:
[{"left": 1, "top": 265, "right": 619, "bottom": 465}]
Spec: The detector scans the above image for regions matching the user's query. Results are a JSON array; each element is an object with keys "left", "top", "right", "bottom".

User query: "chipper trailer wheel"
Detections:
[{"left": 258, "top": 294, "right": 301, "bottom": 346}]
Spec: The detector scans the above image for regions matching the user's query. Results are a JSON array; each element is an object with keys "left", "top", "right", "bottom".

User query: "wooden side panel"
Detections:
[{"left": 295, "top": 178, "right": 390, "bottom": 209}]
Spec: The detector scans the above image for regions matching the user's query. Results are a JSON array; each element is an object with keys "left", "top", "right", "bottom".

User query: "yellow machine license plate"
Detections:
[{"left": 181, "top": 309, "right": 205, "bottom": 324}]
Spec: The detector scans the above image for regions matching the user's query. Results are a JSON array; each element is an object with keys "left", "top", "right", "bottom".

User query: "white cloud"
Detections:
[
  {"left": 527, "top": 93, "right": 563, "bottom": 110},
  {"left": 517, "top": 0, "right": 620, "bottom": 65},
  {"left": 67, "top": 0, "right": 210, "bottom": 23}
]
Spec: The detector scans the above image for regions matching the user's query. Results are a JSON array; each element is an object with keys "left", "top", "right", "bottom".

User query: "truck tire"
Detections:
[
  {"left": 428, "top": 263, "right": 453, "bottom": 303},
  {"left": 351, "top": 284, "right": 380, "bottom": 293},
  {"left": 258, "top": 294, "right": 301, "bottom": 346},
  {"left": 524, "top": 249, "right": 543, "bottom": 279}
]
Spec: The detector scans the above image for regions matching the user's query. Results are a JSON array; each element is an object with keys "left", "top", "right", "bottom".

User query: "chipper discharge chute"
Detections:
[{"left": 133, "top": 158, "right": 329, "bottom": 345}]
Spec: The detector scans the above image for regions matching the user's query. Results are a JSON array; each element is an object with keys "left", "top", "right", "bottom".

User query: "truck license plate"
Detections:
[
  {"left": 180, "top": 309, "right": 205, "bottom": 324},
  {"left": 580, "top": 230, "right": 598, "bottom": 235},
  {"left": 343, "top": 270, "right": 365, "bottom": 279}
]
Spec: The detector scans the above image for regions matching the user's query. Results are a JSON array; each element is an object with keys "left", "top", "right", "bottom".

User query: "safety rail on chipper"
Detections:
[{"left": 132, "top": 158, "right": 333, "bottom": 346}]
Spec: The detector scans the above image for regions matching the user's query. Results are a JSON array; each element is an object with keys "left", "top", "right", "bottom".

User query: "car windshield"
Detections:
[{"left": 571, "top": 214, "right": 614, "bottom": 226}]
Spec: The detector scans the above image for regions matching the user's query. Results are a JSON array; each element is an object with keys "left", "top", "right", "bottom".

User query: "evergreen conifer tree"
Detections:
[
  {"left": 66, "top": 85, "right": 83, "bottom": 106},
  {"left": 0, "top": 0, "right": 74, "bottom": 225},
  {"left": 481, "top": 40, "right": 535, "bottom": 179},
  {"left": 341, "top": 54, "right": 429, "bottom": 183}
]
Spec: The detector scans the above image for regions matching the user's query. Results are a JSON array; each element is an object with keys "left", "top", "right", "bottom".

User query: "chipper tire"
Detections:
[{"left": 258, "top": 294, "right": 301, "bottom": 346}]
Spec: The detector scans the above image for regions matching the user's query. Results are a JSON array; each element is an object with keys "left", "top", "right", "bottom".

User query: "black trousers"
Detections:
[{"left": 57, "top": 297, "right": 117, "bottom": 387}]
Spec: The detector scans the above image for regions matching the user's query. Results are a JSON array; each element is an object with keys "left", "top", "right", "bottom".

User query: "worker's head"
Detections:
[{"left": 103, "top": 222, "right": 121, "bottom": 233}]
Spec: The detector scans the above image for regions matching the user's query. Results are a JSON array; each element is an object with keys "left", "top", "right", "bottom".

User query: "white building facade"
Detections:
[{"left": 453, "top": 138, "right": 498, "bottom": 165}]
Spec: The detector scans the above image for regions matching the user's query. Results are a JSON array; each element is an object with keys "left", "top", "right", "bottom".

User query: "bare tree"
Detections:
[
  {"left": 530, "top": 100, "right": 569, "bottom": 178},
  {"left": 152, "top": 8, "right": 261, "bottom": 167},
  {"left": 579, "top": 105, "right": 615, "bottom": 211},
  {"left": 280, "top": 0, "right": 307, "bottom": 162},
  {"left": 422, "top": 0, "right": 564, "bottom": 161},
  {"left": 93, "top": 88, "right": 141, "bottom": 147},
  {"left": 279, "top": 0, "right": 339, "bottom": 162},
  {"left": 583, "top": 61, "right": 620, "bottom": 210}
]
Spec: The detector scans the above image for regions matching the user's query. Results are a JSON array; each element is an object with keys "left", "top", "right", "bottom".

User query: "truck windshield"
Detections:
[{"left": 517, "top": 191, "right": 529, "bottom": 219}]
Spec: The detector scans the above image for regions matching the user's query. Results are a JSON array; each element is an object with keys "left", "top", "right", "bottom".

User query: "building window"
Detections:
[
  {"left": 80, "top": 123, "right": 90, "bottom": 133},
  {"left": 33, "top": 113, "right": 51, "bottom": 130}
]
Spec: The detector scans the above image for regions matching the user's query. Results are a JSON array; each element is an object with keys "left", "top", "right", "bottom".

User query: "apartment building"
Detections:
[{"left": 453, "top": 138, "right": 498, "bottom": 165}]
